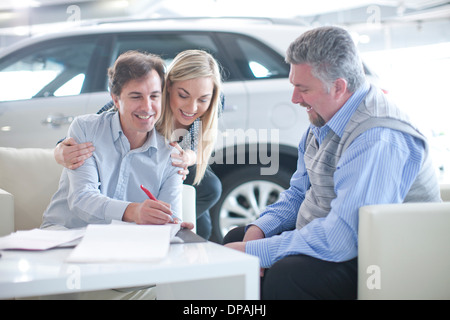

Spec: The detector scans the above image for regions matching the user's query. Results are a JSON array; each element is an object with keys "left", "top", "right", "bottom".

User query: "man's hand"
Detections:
[
  {"left": 225, "top": 241, "right": 266, "bottom": 277},
  {"left": 224, "top": 241, "right": 246, "bottom": 252},
  {"left": 225, "top": 225, "right": 266, "bottom": 276},
  {"left": 180, "top": 221, "right": 195, "bottom": 230},
  {"left": 224, "top": 225, "right": 265, "bottom": 252},
  {"left": 123, "top": 199, "right": 173, "bottom": 225}
]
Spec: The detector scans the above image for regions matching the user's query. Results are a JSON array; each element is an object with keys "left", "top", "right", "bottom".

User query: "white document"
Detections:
[
  {"left": 0, "top": 228, "right": 85, "bottom": 251},
  {"left": 66, "top": 224, "right": 172, "bottom": 263},
  {"left": 110, "top": 220, "right": 183, "bottom": 243}
]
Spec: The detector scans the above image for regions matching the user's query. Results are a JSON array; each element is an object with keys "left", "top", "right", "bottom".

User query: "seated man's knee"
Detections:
[
  {"left": 262, "top": 255, "right": 357, "bottom": 300},
  {"left": 222, "top": 226, "right": 245, "bottom": 245},
  {"left": 262, "top": 256, "right": 309, "bottom": 300}
]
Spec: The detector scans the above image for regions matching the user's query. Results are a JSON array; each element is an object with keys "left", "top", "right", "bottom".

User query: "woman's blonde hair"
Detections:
[{"left": 156, "top": 49, "right": 222, "bottom": 185}]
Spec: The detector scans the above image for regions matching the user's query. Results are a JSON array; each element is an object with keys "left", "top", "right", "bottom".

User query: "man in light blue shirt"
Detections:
[
  {"left": 42, "top": 51, "right": 192, "bottom": 231},
  {"left": 224, "top": 26, "right": 440, "bottom": 299}
]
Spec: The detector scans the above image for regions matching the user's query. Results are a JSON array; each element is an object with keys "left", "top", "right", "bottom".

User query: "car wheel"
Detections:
[{"left": 210, "top": 165, "right": 291, "bottom": 243}]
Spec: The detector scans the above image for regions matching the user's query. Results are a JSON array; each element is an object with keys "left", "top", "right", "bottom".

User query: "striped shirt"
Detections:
[{"left": 245, "top": 83, "right": 426, "bottom": 268}]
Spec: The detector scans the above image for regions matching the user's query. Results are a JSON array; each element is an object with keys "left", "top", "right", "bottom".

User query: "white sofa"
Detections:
[{"left": 0, "top": 147, "right": 196, "bottom": 236}]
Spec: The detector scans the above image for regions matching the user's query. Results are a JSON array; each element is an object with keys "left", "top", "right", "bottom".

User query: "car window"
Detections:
[
  {"left": 107, "top": 32, "right": 236, "bottom": 88},
  {"left": 0, "top": 40, "right": 97, "bottom": 102},
  {"left": 237, "top": 38, "right": 289, "bottom": 78},
  {"left": 114, "top": 33, "right": 218, "bottom": 60},
  {"left": 112, "top": 33, "right": 214, "bottom": 68},
  {"left": 217, "top": 33, "right": 289, "bottom": 80}
]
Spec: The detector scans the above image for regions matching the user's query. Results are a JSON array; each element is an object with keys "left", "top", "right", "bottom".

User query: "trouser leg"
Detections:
[
  {"left": 222, "top": 225, "right": 246, "bottom": 244},
  {"left": 223, "top": 226, "right": 357, "bottom": 300},
  {"left": 196, "top": 210, "right": 212, "bottom": 240},
  {"left": 185, "top": 166, "right": 222, "bottom": 240},
  {"left": 262, "top": 254, "right": 357, "bottom": 300}
]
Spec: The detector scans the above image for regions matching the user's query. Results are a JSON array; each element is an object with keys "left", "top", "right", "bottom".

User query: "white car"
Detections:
[{"left": 0, "top": 18, "right": 377, "bottom": 242}]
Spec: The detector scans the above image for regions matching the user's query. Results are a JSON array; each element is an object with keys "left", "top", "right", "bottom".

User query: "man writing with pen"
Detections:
[{"left": 41, "top": 50, "right": 193, "bottom": 231}]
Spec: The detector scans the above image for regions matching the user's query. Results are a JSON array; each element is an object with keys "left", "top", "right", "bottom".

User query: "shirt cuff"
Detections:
[
  {"left": 105, "top": 199, "right": 130, "bottom": 222},
  {"left": 245, "top": 237, "right": 278, "bottom": 268},
  {"left": 247, "top": 214, "right": 281, "bottom": 238}
]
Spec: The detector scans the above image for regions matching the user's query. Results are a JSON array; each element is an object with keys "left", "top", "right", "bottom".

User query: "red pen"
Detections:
[
  {"left": 140, "top": 184, "right": 175, "bottom": 222},
  {"left": 140, "top": 184, "right": 157, "bottom": 201}
]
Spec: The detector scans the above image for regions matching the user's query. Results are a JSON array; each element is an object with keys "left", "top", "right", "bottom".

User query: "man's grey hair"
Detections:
[{"left": 286, "top": 26, "right": 366, "bottom": 93}]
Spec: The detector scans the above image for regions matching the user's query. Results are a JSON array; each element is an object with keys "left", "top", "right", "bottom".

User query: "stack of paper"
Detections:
[
  {"left": 66, "top": 224, "right": 172, "bottom": 263},
  {"left": 0, "top": 229, "right": 85, "bottom": 251},
  {"left": 110, "top": 219, "right": 181, "bottom": 240}
]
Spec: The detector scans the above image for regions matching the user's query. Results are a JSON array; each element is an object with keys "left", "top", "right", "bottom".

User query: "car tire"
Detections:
[{"left": 210, "top": 165, "right": 292, "bottom": 243}]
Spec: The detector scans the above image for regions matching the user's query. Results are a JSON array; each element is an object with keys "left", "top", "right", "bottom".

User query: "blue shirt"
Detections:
[
  {"left": 245, "top": 83, "right": 426, "bottom": 268},
  {"left": 42, "top": 111, "right": 182, "bottom": 229}
]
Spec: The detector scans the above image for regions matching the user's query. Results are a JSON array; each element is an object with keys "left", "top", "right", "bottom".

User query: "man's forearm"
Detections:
[{"left": 243, "top": 225, "right": 265, "bottom": 242}]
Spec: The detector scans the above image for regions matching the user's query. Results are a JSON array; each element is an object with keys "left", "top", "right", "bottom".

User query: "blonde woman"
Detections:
[{"left": 54, "top": 50, "right": 223, "bottom": 239}]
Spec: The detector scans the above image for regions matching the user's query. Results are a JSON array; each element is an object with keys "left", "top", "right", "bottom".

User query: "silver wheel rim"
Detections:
[{"left": 219, "top": 180, "right": 285, "bottom": 236}]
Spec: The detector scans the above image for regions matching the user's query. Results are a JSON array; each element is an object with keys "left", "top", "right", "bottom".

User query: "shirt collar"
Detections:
[
  {"left": 111, "top": 111, "right": 122, "bottom": 142},
  {"left": 111, "top": 111, "right": 158, "bottom": 154},
  {"left": 311, "top": 81, "right": 370, "bottom": 143}
]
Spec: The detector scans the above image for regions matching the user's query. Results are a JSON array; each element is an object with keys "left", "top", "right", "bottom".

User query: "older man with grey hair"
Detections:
[{"left": 224, "top": 26, "right": 440, "bottom": 300}]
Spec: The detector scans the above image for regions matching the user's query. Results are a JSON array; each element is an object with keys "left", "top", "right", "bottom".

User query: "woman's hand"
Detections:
[
  {"left": 54, "top": 137, "right": 95, "bottom": 170},
  {"left": 169, "top": 142, "right": 197, "bottom": 180}
]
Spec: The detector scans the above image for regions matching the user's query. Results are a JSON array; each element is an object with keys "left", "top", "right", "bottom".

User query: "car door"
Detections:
[
  {"left": 0, "top": 36, "right": 102, "bottom": 148},
  {"left": 0, "top": 96, "right": 92, "bottom": 148},
  {"left": 218, "top": 33, "right": 307, "bottom": 147}
]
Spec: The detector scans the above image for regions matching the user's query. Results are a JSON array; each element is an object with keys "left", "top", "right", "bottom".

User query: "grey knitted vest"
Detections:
[{"left": 296, "top": 85, "right": 441, "bottom": 230}]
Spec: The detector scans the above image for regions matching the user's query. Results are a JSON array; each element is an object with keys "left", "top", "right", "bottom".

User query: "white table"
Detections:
[{"left": 0, "top": 241, "right": 260, "bottom": 300}]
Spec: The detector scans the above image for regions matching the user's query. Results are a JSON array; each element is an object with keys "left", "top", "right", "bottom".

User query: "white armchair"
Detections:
[
  {"left": 358, "top": 186, "right": 450, "bottom": 300},
  {"left": 440, "top": 183, "right": 450, "bottom": 202},
  {"left": 0, "top": 147, "right": 196, "bottom": 236}
]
